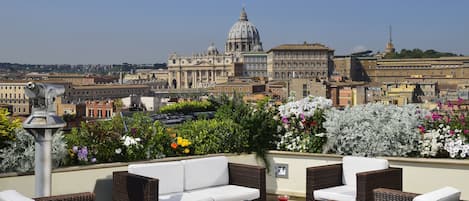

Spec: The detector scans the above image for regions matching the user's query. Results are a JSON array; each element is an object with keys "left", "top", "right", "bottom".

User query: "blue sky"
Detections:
[{"left": 0, "top": 0, "right": 468, "bottom": 64}]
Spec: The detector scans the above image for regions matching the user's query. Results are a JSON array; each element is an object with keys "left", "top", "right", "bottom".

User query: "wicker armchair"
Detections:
[
  {"left": 373, "top": 188, "right": 419, "bottom": 201},
  {"left": 374, "top": 188, "right": 462, "bottom": 201},
  {"left": 306, "top": 156, "right": 402, "bottom": 201},
  {"left": 34, "top": 192, "right": 95, "bottom": 201},
  {"left": 113, "top": 162, "right": 266, "bottom": 201}
]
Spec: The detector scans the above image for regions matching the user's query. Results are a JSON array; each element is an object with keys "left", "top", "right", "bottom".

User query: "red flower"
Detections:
[
  {"left": 310, "top": 121, "right": 317, "bottom": 126},
  {"left": 171, "top": 142, "right": 178, "bottom": 149}
]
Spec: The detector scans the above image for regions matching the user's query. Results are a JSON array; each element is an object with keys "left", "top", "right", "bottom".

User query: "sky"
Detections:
[{"left": 0, "top": 0, "right": 468, "bottom": 64}]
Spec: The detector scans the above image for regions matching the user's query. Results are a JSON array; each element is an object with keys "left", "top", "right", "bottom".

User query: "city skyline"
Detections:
[{"left": 1, "top": 0, "right": 468, "bottom": 64}]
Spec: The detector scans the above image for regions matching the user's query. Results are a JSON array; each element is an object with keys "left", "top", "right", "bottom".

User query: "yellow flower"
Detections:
[
  {"left": 184, "top": 148, "right": 190, "bottom": 154},
  {"left": 181, "top": 139, "right": 189, "bottom": 147},
  {"left": 177, "top": 137, "right": 183, "bottom": 145}
]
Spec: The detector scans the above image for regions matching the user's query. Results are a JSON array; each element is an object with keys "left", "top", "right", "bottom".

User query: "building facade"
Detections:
[
  {"left": 167, "top": 8, "right": 264, "bottom": 89},
  {"left": 241, "top": 52, "right": 268, "bottom": 78},
  {"left": 0, "top": 81, "right": 29, "bottom": 116},
  {"left": 267, "top": 42, "right": 334, "bottom": 81}
]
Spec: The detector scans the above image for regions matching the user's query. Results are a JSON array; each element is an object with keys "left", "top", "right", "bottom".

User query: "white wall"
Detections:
[{"left": 1, "top": 152, "right": 469, "bottom": 200}]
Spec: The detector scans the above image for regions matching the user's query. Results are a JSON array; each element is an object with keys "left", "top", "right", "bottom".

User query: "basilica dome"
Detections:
[{"left": 225, "top": 8, "right": 263, "bottom": 54}]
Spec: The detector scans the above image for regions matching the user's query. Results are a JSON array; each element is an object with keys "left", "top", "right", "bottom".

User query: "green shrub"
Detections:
[
  {"left": 215, "top": 93, "right": 281, "bottom": 167},
  {"left": 159, "top": 101, "right": 215, "bottom": 114},
  {"left": 177, "top": 119, "right": 248, "bottom": 155}
]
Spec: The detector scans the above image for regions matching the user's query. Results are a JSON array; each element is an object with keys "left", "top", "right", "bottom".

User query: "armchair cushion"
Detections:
[
  {"left": 0, "top": 190, "right": 34, "bottom": 201},
  {"left": 413, "top": 187, "right": 460, "bottom": 201},
  {"left": 128, "top": 161, "right": 184, "bottom": 195},
  {"left": 313, "top": 185, "right": 355, "bottom": 201},
  {"left": 182, "top": 156, "right": 229, "bottom": 191},
  {"left": 342, "top": 156, "right": 388, "bottom": 186},
  {"left": 159, "top": 192, "right": 213, "bottom": 201},
  {"left": 188, "top": 185, "right": 260, "bottom": 201}
]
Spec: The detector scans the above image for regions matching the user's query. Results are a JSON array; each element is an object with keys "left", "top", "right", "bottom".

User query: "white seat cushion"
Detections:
[
  {"left": 159, "top": 192, "right": 213, "bottom": 201},
  {"left": 342, "top": 156, "right": 389, "bottom": 186},
  {"left": 182, "top": 156, "right": 229, "bottom": 191},
  {"left": 413, "top": 186, "right": 460, "bottom": 201},
  {"left": 188, "top": 185, "right": 260, "bottom": 201},
  {"left": 128, "top": 161, "right": 184, "bottom": 195},
  {"left": 313, "top": 185, "right": 355, "bottom": 201},
  {"left": 0, "top": 190, "right": 34, "bottom": 201}
]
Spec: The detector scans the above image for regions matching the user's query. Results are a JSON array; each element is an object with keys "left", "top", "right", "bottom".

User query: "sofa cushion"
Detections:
[
  {"left": 313, "top": 185, "right": 355, "bottom": 201},
  {"left": 188, "top": 185, "right": 260, "bottom": 201},
  {"left": 128, "top": 161, "right": 184, "bottom": 195},
  {"left": 342, "top": 156, "right": 388, "bottom": 186},
  {"left": 182, "top": 156, "right": 229, "bottom": 191},
  {"left": 413, "top": 186, "right": 460, "bottom": 201},
  {"left": 159, "top": 192, "right": 213, "bottom": 201},
  {"left": 0, "top": 190, "right": 34, "bottom": 201}
]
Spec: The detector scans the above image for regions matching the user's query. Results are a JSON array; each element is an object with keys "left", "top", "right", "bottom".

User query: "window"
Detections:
[{"left": 303, "top": 84, "right": 308, "bottom": 98}]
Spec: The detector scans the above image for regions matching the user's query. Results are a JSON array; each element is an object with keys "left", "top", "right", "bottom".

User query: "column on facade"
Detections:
[
  {"left": 205, "top": 70, "right": 209, "bottom": 83},
  {"left": 213, "top": 70, "right": 217, "bottom": 83},
  {"left": 176, "top": 71, "right": 181, "bottom": 89},
  {"left": 211, "top": 70, "right": 215, "bottom": 83},
  {"left": 184, "top": 71, "right": 188, "bottom": 88},
  {"left": 168, "top": 71, "right": 173, "bottom": 88}
]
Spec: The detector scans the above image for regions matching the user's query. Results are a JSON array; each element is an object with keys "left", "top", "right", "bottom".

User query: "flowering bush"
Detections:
[
  {"left": 65, "top": 113, "right": 172, "bottom": 164},
  {"left": 276, "top": 96, "right": 332, "bottom": 152},
  {"left": 419, "top": 99, "right": 469, "bottom": 158},
  {"left": 322, "top": 103, "right": 427, "bottom": 157},
  {"left": 169, "top": 136, "right": 192, "bottom": 156}
]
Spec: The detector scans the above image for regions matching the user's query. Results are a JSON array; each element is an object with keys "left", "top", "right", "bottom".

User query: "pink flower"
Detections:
[
  {"left": 281, "top": 116, "right": 289, "bottom": 124},
  {"left": 446, "top": 116, "right": 451, "bottom": 124},
  {"left": 437, "top": 101, "right": 442, "bottom": 108},
  {"left": 458, "top": 97, "right": 464, "bottom": 106},
  {"left": 417, "top": 125, "right": 425, "bottom": 133},
  {"left": 300, "top": 113, "right": 305, "bottom": 121},
  {"left": 460, "top": 114, "right": 465, "bottom": 121},
  {"left": 431, "top": 112, "right": 442, "bottom": 121},
  {"left": 464, "top": 130, "right": 469, "bottom": 135},
  {"left": 449, "top": 130, "right": 455, "bottom": 135}
]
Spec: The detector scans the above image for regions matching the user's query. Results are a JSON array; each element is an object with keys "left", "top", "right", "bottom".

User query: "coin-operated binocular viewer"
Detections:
[{"left": 22, "top": 82, "right": 66, "bottom": 197}]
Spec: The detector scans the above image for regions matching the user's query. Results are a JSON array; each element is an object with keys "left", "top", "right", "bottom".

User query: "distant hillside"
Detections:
[{"left": 384, "top": 49, "right": 462, "bottom": 59}]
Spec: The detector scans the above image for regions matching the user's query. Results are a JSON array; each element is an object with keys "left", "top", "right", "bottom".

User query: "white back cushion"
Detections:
[
  {"left": 183, "top": 156, "right": 229, "bottom": 191},
  {"left": 128, "top": 161, "right": 184, "bottom": 195},
  {"left": 413, "top": 187, "right": 460, "bottom": 201},
  {"left": 342, "top": 156, "right": 389, "bottom": 186},
  {"left": 0, "top": 190, "right": 34, "bottom": 201}
]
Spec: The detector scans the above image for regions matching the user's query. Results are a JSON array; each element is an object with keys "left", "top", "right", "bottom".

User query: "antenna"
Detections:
[{"left": 389, "top": 25, "right": 393, "bottom": 43}]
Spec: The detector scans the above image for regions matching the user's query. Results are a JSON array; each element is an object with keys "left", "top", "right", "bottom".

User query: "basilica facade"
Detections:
[{"left": 167, "top": 8, "right": 263, "bottom": 89}]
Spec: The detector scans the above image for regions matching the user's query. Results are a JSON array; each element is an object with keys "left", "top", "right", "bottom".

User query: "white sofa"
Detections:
[{"left": 112, "top": 156, "right": 266, "bottom": 201}]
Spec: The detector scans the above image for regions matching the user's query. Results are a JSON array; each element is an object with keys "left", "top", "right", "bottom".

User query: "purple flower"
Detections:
[
  {"left": 449, "top": 130, "right": 455, "bottom": 136},
  {"left": 72, "top": 146, "right": 79, "bottom": 153},
  {"left": 77, "top": 147, "right": 88, "bottom": 162},
  {"left": 300, "top": 113, "right": 305, "bottom": 121},
  {"left": 437, "top": 101, "right": 442, "bottom": 108},
  {"left": 131, "top": 128, "right": 137, "bottom": 135},
  {"left": 464, "top": 130, "right": 469, "bottom": 135},
  {"left": 281, "top": 116, "right": 289, "bottom": 124},
  {"left": 91, "top": 158, "right": 97, "bottom": 163}
]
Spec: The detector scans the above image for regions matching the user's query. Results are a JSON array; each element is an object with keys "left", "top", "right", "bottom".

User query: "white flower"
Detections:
[{"left": 115, "top": 148, "right": 122, "bottom": 154}]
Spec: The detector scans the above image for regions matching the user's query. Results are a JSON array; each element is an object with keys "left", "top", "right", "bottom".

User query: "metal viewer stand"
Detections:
[{"left": 22, "top": 82, "right": 66, "bottom": 197}]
